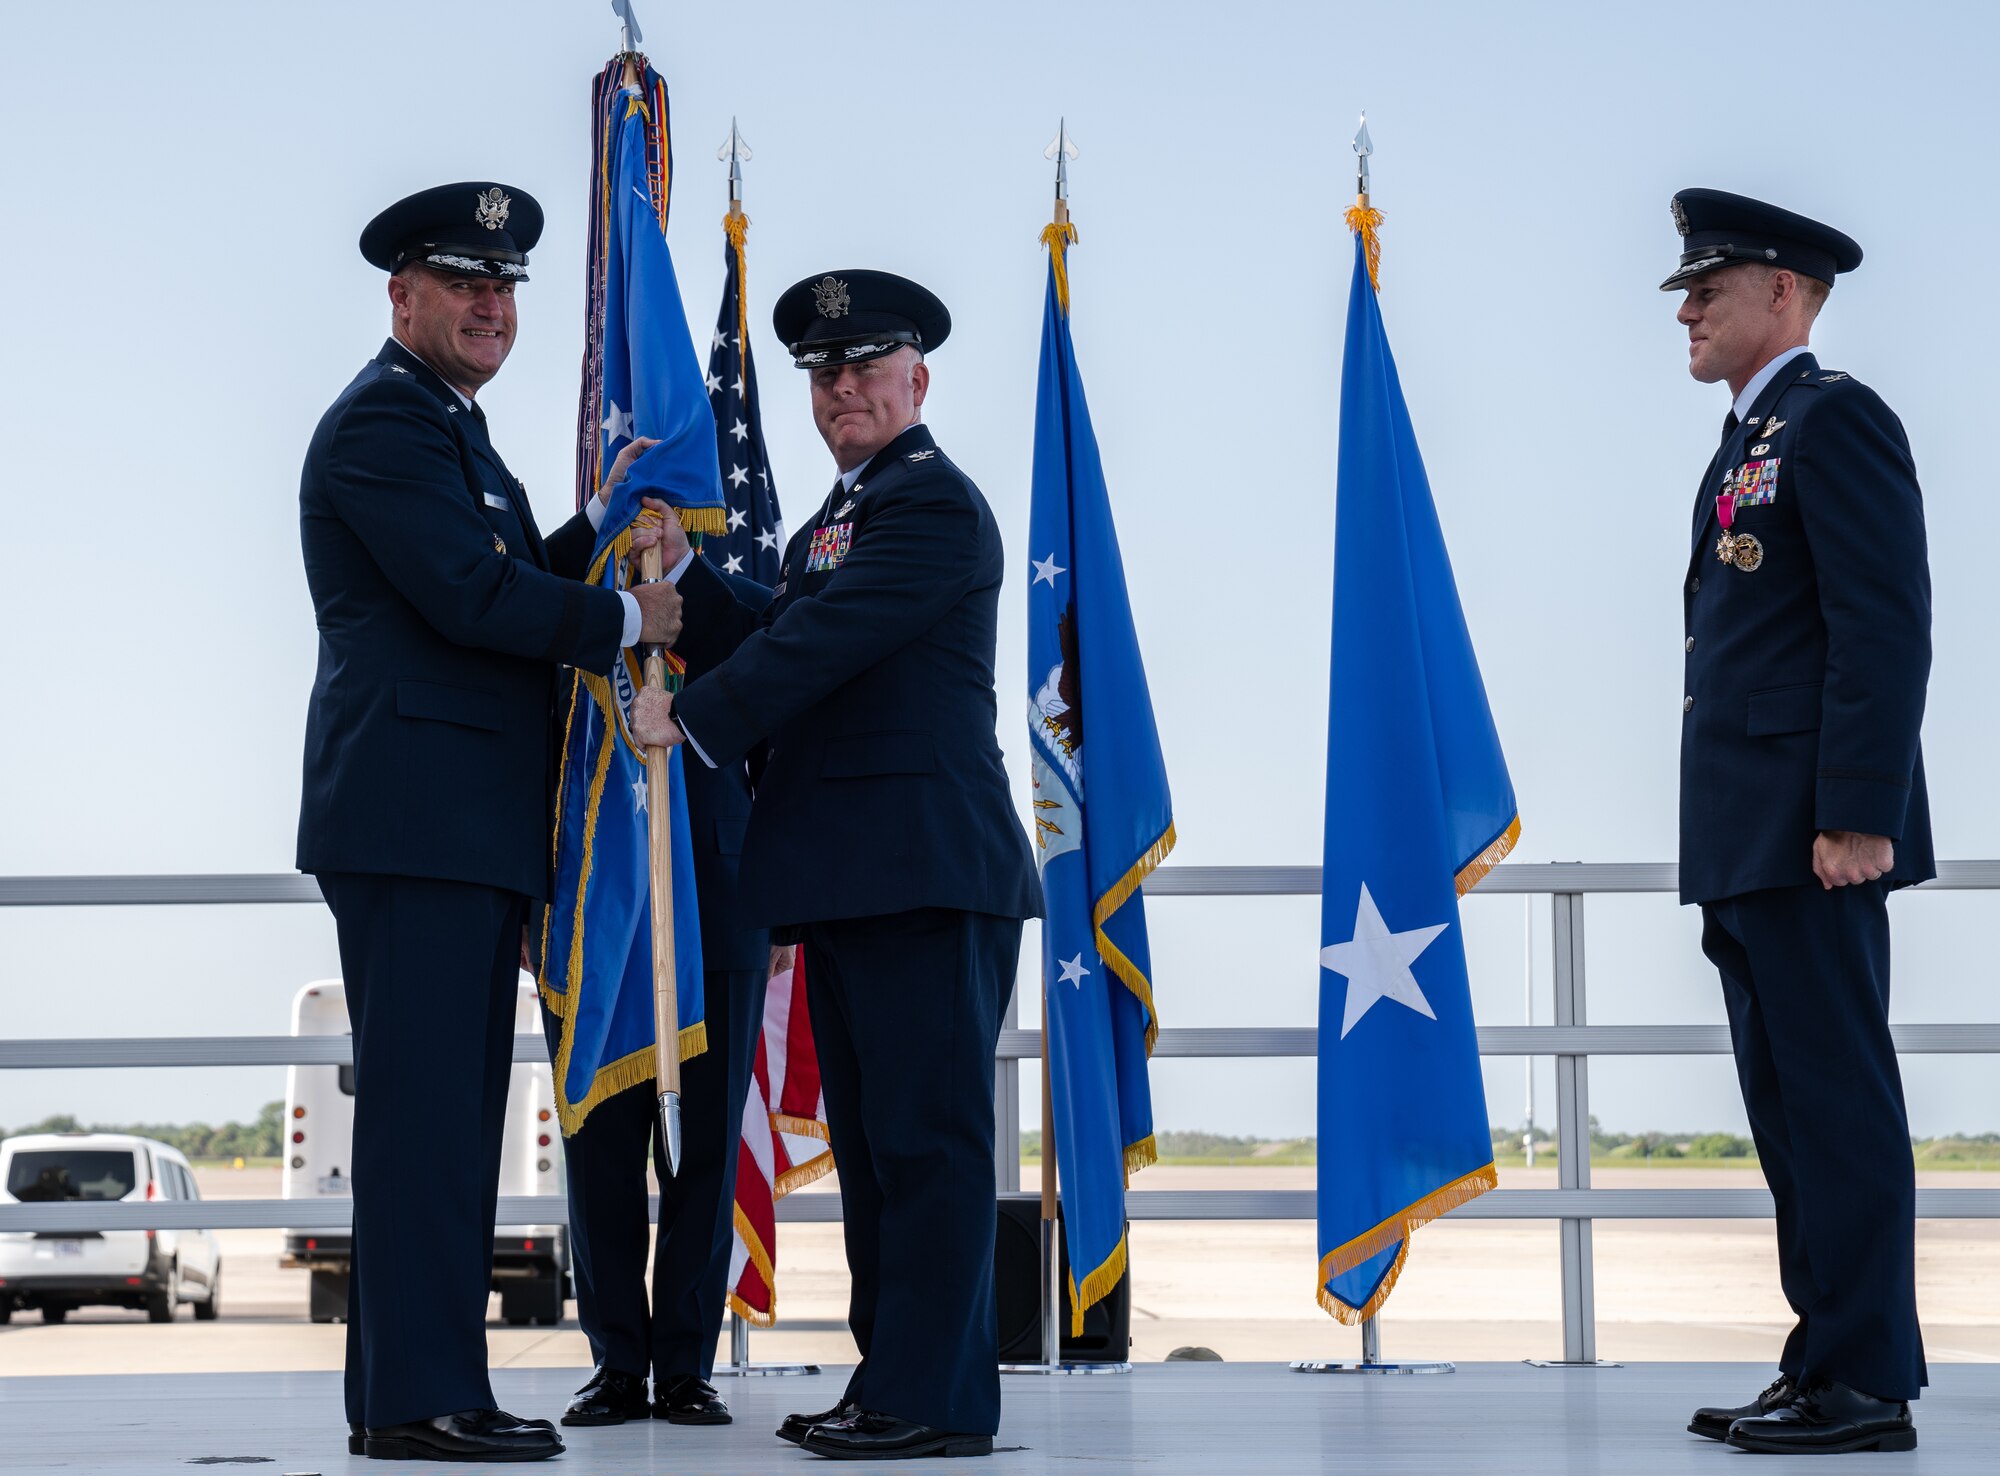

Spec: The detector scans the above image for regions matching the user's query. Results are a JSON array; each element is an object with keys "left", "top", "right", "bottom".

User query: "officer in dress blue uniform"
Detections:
[
  {"left": 1663, "top": 189, "right": 1933, "bottom": 1456},
  {"left": 538, "top": 463, "right": 775, "bottom": 1429},
  {"left": 297, "top": 181, "right": 681, "bottom": 1464},
  {"left": 628, "top": 270, "right": 1044, "bottom": 1462}
]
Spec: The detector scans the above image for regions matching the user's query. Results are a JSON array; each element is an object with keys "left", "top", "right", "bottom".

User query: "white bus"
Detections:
[{"left": 279, "top": 978, "right": 571, "bottom": 1325}]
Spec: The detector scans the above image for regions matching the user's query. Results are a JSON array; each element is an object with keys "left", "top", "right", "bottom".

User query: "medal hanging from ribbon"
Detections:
[{"left": 1714, "top": 484, "right": 1764, "bottom": 572}]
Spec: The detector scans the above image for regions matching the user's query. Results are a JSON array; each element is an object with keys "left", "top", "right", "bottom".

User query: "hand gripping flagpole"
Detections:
[
  {"left": 1291, "top": 119, "right": 1448, "bottom": 1376},
  {"left": 637, "top": 539, "right": 683, "bottom": 1179}
]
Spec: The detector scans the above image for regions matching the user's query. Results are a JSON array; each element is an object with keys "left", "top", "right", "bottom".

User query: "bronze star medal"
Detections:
[{"left": 1713, "top": 490, "right": 1762, "bottom": 572}]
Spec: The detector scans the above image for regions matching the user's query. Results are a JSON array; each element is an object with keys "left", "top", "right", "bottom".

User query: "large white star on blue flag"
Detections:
[{"left": 1320, "top": 883, "right": 1448, "bottom": 1039}]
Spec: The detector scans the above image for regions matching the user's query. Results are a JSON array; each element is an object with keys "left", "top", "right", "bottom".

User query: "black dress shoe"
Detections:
[
  {"left": 653, "top": 1374, "right": 731, "bottom": 1425},
  {"left": 349, "top": 1423, "right": 364, "bottom": 1456},
  {"left": 801, "top": 1409, "right": 993, "bottom": 1460},
  {"left": 363, "top": 1408, "right": 565, "bottom": 1462},
  {"left": 1726, "top": 1379, "right": 1917, "bottom": 1454},
  {"left": 561, "top": 1367, "right": 651, "bottom": 1426},
  {"left": 778, "top": 1398, "right": 860, "bottom": 1445},
  {"left": 1688, "top": 1373, "right": 1797, "bottom": 1440}
]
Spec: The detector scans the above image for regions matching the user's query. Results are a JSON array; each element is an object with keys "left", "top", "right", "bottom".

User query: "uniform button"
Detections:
[
  {"left": 1690, "top": 577, "right": 1701, "bottom": 593},
  {"left": 1685, "top": 637, "right": 1696, "bottom": 653},
  {"left": 1683, "top": 695, "right": 1695, "bottom": 714}
]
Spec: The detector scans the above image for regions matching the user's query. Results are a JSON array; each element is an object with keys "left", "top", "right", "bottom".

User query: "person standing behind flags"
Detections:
[
  {"left": 1662, "top": 189, "right": 1932, "bottom": 1455},
  {"left": 297, "top": 182, "right": 681, "bottom": 1464},
  {"left": 538, "top": 220, "right": 786, "bottom": 1432},
  {"left": 629, "top": 270, "right": 1043, "bottom": 1461}
]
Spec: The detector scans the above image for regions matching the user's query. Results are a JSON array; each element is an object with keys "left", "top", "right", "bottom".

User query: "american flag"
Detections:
[
  {"left": 709, "top": 207, "right": 833, "bottom": 1327},
  {"left": 701, "top": 212, "right": 784, "bottom": 581}
]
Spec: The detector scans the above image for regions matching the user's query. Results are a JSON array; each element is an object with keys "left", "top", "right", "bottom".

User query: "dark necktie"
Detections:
[{"left": 1721, "top": 409, "right": 1739, "bottom": 444}]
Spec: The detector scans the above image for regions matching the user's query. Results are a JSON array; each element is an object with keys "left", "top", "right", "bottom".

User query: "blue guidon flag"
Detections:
[
  {"left": 1314, "top": 206, "right": 1518, "bottom": 1323},
  {"left": 1027, "top": 219, "right": 1175, "bottom": 1336},
  {"left": 540, "top": 56, "right": 721, "bottom": 1134}
]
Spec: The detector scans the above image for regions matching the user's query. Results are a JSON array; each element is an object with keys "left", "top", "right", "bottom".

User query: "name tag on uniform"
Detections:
[
  {"left": 1722, "top": 457, "right": 1780, "bottom": 508},
  {"left": 805, "top": 522, "right": 854, "bottom": 573},
  {"left": 482, "top": 491, "right": 513, "bottom": 512}
]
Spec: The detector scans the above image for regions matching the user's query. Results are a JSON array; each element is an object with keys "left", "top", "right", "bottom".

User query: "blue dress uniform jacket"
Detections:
[
  {"left": 672, "top": 422, "right": 1043, "bottom": 928},
  {"left": 298, "top": 338, "right": 626, "bottom": 901},
  {"left": 1680, "top": 353, "right": 1934, "bottom": 905}
]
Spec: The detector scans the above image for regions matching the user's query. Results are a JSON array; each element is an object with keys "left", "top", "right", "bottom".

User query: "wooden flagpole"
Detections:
[{"left": 638, "top": 540, "right": 683, "bottom": 1176}]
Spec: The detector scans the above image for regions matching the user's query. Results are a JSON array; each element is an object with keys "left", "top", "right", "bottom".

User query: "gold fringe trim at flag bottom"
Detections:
[
  {"left": 1059, "top": 1133, "right": 1158, "bottom": 1337},
  {"left": 1346, "top": 201, "right": 1384, "bottom": 292},
  {"left": 728, "top": 1200, "right": 780, "bottom": 1328},
  {"left": 1040, "top": 220, "right": 1079, "bottom": 315},
  {"left": 725, "top": 1117, "right": 839, "bottom": 1327},
  {"left": 1455, "top": 813, "right": 1521, "bottom": 897},
  {"left": 1315, "top": 1162, "right": 1498, "bottom": 1325}
]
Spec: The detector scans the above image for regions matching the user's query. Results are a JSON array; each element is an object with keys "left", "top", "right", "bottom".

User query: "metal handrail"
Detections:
[{"left": 5, "top": 861, "right": 1997, "bottom": 1364}]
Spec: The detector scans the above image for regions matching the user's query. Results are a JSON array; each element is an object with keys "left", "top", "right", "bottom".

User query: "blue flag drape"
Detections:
[
  {"left": 1027, "top": 222, "right": 1174, "bottom": 1334},
  {"left": 1314, "top": 215, "right": 1517, "bottom": 1323},
  {"left": 540, "top": 60, "right": 716, "bottom": 1135}
]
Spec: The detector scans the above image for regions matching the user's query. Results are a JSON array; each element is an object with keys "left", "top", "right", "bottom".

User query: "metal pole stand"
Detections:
[
  {"left": 1000, "top": 1214, "right": 1132, "bottom": 1376},
  {"left": 710, "top": 1311, "right": 820, "bottom": 1377},
  {"left": 1291, "top": 1316, "right": 1454, "bottom": 1374}
]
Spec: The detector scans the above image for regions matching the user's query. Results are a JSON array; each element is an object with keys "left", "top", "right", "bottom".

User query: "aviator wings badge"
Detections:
[{"left": 474, "top": 187, "right": 512, "bottom": 230}]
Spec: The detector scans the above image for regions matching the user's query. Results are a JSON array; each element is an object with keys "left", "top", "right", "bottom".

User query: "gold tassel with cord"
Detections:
[
  {"left": 1041, "top": 221, "right": 1080, "bottom": 315},
  {"left": 1347, "top": 201, "right": 1384, "bottom": 292},
  {"left": 1314, "top": 1162, "right": 1498, "bottom": 1324}
]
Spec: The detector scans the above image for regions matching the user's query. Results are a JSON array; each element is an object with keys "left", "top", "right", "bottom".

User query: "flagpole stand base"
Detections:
[
  {"left": 1523, "top": 1359, "right": 1623, "bottom": 1369},
  {"left": 1000, "top": 1361, "right": 1133, "bottom": 1376},
  {"left": 713, "top": 1363, "right": 822, "bottom": 1378},
  {"left": 1290, "top": 1359, "right": 1454, "bottom": 1375}
]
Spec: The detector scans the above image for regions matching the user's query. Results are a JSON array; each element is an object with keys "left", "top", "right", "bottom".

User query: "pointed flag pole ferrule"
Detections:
[
  {"left": 1045, "top": 119, "right": 1079, "bottom": 227},
  {"left": 659, "top": 1090, "right": 683, "bottom": 1177},
  {"left": 1352, "top": 111, "right": 1373, "bottom": 209},
  {"left": 717, "top": 117, "right": 752, "bottom": 212}
]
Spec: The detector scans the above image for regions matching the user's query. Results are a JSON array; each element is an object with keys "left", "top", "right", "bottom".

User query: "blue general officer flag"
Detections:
[
  {"left": 540, "top": 60, "right": 717, "bottom": 1134},
  {"left": 1027, "top": 222, "right": 1175, "bottom": 1334},
  {"left": 1315, "top": 211, "right": 1517, "bottom": 1322}
]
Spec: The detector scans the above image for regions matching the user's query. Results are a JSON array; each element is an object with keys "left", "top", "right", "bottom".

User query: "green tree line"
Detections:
[{"left": 2, "top": 1102, "right": 284, "bottom": 1162}]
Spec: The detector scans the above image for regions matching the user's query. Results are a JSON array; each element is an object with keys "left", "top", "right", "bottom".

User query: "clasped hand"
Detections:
[
  {"left": 631, "top": 687, "right": 685, "bottom": 750},
  {"left": 605, "top": 437, "right": 694, "bottom": 646},
  {"left": 1813, "top": 830, "right": 1894, "bottom": 889}
]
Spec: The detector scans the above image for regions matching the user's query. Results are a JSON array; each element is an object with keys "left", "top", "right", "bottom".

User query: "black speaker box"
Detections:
[{"left": 993, "top": 1193, "right": 1130, "bottom": 1363}]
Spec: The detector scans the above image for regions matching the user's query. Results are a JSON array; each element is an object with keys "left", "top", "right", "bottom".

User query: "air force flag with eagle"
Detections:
[
  {"left": 1027, "top": 221, "right": 1174, "bottom": 1335},
  {"left": 1314, "top": 217, "right": 1517, "bottom": 1323}
]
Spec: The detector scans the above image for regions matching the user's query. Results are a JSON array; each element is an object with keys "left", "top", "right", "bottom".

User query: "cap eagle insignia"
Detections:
[
  {"left": 1670, "top": 196, "right": 1690, "bottom": 238},
  {"left": 474, "top": 187, "right": 512, "bottom": 231},
  {"left": 813, "top": 276, "right": 851, "bottom": 319}
]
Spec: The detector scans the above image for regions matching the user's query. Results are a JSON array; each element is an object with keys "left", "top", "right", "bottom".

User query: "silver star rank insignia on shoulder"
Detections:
[
  {"left": 389, "top": 364, "right": 409, "bottom": 374},
  {"left": 907, "top": 449, "right": 937, "bottom": 462},
  {"left": 1820, "top": 372, "right": 1849, "bottom": 383}
]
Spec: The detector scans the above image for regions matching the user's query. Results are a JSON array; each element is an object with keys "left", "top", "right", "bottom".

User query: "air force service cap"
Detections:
[
  {"left": 774, "top": 269, "right": 951, "bottom": 369},
  {"left": 360, "top": 181, "right": 545, "bottom": 282},
  {"left": 1660, "top": 188, "right": 1862, "bottom": 291}
]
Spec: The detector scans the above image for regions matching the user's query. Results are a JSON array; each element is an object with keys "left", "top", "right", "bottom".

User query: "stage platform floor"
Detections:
[{"left": 2, "top": 1362, "right": 1992, "bottom": 1474}]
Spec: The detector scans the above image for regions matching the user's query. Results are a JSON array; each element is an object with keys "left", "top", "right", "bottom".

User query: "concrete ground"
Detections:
[{"left": 2, "top": 1163, "right": 1993, "bottom": 1377}]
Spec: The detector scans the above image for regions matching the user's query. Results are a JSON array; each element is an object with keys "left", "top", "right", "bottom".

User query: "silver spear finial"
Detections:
[
  {"left": 611, "top": 0, "right": 643, "bottom": 53},
  {"left": 1353, "top": 111, "right": 1373, "bottom": 201},
  {"left": 716, "top": 118, "right": 753, "bottom": 205},
  {"left": 1044, "top": 118, "right": 1080, "bottom": 205}
]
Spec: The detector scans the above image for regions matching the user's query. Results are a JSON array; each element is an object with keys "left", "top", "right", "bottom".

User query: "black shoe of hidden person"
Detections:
[
  {"left": 349, "top": 1423, "right": 364, "bottom": 1456},
  {"left": 363, "top": 1407, "right": 565, "bottom": 1461},
  {"left": 561, "top": 1366, "right": 652, "bottom": 1426},
  {"left": 653, "top": 1374, "right": 731, "bottom": 1425},
  {"left": 800, "top": 1409, "right": 994, "bottom": 1460},
  {"left": 1725, "top": 1378, "right": 1917, "bottom": 1454},
  {"left": 1688, "top": 1373, "right": 1797, "bottom": 1440},
  {"left": 778, "top": 1398, "right": 860, "bottom": 1445}
]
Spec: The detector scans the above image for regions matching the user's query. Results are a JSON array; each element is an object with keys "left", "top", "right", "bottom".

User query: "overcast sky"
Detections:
[{"left": 3, "top": 0, "right": 1997, "bottom": 1143}]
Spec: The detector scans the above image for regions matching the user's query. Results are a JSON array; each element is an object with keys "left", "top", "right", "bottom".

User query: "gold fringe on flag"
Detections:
[
  {"left": 1455, "top": 814, "right": 1520, "bottom": 896},
  {"left": 728, "top": 1202, "right": 780, "bottom": 1328},
  {"left": 1068, "top": 1228, "right": 1132, "bottom": 1339},
  {"left": 1090, "top": 821, "right": 1176, "bottom": 1053},
  {"left": 1346, "top": 201, "right": 1384, "bottom": 292},
  {"left": 1314, "top": 1162, "right": 1498, "bottom": 1324},
  {"left": 1040, "top": 220, "right": 1080, "bottom": 316}
]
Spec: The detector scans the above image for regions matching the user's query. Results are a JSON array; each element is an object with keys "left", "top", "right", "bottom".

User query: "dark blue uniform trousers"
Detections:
[
  {"left": 802, "top": 908, "right": 1021, "bottom": 1437},
  {"left": 539, "top": 964, "right": 766, "bottom": 1383},
  {"left": 1701, "top": 881, "right": 1926, "bottom": 1401},
  {"left": 316, "top": 872, "right": 526, "bottom": 1430}
]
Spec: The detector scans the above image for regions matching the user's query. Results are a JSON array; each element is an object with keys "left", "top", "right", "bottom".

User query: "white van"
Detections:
[
  {"left": 0, "top": 1133, "right": 222, "bottom": 1323},
  {"left": 279, "top": 978, "right": 571, "bottom": 1325}
]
